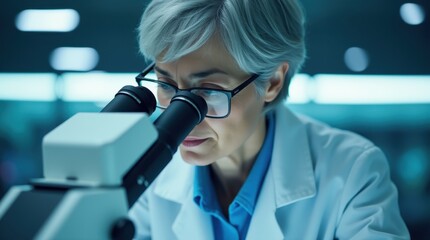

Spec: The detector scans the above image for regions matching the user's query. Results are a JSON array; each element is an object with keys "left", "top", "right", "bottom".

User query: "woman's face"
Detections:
[{"left": 155, "top": 40, "right": 274, "bottom": 166}]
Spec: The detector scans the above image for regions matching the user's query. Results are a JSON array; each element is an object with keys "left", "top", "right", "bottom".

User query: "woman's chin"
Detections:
[{"left": 179, "top": 148, "right": 214, "bottom": 166}]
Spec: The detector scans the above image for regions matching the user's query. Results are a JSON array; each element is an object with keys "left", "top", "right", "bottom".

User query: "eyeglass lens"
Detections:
[{"left": 139, "top": 80, "right": 229, "bottom": 118}]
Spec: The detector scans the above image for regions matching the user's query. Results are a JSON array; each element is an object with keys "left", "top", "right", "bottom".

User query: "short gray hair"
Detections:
[{"left": 138, "top": 0, "right": 306, "bottom": 111}]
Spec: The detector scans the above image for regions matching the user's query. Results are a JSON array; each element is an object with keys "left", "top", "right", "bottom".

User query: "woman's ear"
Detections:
[{"left": 264, "top": 63, "right": 289, "bottom": 103}]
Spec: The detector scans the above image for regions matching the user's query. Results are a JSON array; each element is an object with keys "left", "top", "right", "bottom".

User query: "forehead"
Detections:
[{"left": 156, "top": 36, "right": 248, "bottom": 79}]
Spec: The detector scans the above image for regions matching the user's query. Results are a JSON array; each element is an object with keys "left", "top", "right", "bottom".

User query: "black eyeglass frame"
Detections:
[{"left": 135, "top": 62, "right": 260, "bottom": 118}]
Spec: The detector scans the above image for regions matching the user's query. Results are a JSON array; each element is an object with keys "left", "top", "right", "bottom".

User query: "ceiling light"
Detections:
[
  {"left": 344, "top": 47, "right": 369, "bottom": 72},
  {"left": 16, "top": 9, "right": 79, "bottom": 32},
  {"left": 50, "top": 47, "right": 99, "bottom": 72},
  {"left": 400, "top": 3, "right": 426, "bottom": 25}
]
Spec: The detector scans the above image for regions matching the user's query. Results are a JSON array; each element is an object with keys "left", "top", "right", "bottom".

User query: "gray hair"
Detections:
[{"left": 138, "top": 0, "right": 306, "bottom": 111}]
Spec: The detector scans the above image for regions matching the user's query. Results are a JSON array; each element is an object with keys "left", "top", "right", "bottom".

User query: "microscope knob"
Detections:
[{"left": 111, "top": 217, "right": 135, "bottom": 240}]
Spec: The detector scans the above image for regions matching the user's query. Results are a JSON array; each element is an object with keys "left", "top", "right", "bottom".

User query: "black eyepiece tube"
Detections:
[
  {"left": 101, "top": 85, "right": 156, "bottom": 114},
  {"left": 154, "top": 91, "right": 207, "bottom": 153},
  {"left": 123, "top": 91, "right": 208, "bottom": 207}
]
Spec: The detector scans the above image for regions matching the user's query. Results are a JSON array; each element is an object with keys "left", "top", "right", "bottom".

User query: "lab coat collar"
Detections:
[
  {"left": 152, "top": 154, "right": 211, "bottom": 239},
  {"left": 271, "top": 104, "right": 316, "bottom": 208},
  {"left": 152, "top": 104, "right": 316, "bottom": 239},
  {"left": 152, "top": 153, "right": 193, "bottom": 204},
  {"left": 246, "top": 105, "right": 316, "bottom": 239}
]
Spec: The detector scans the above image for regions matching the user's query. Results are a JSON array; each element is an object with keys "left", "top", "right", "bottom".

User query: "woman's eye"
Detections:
[
  {"left": 158, "top": 78, "right": 173, "bottom": 85},
  {"left": 201, "top": 90, "right": 216, "bottom": 96},
  {"left": 158, "top": 84, "right": 171, "bottom": 90},
  {"left": 156, "top": 76, "right": 177, "bottom": 86},
  {"left": 200, "top": 83, "right": 224, "bottom": 90},
  {"left": 198, "top": 90, "right": 224, "bottom": 101}
]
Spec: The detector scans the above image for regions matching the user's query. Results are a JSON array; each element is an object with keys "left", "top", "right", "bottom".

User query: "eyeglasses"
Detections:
[{"left": 135, "top": 63, "right": 260, "bottom": 118}]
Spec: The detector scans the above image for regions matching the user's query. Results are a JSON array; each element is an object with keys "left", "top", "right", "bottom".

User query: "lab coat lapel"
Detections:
[
  {"left": 247, "top": 105, "right": 316, "bottom": 239},
  {"left": 246, "top": 166, "right": 283, "bottom": 240},
  {"left": 271, "top": 105, "right": 316, "bottom": 208},
  {"left": 153, "top": 154, "right": 213, "bottom": 240},
  {"left": 171, "top": 192, "right": 214, "bottom": 240}
]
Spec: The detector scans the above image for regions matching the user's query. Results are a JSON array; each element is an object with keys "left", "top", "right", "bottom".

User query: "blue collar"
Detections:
[{"left": 193, "top": 112, "right": 276, "bottom": 215}]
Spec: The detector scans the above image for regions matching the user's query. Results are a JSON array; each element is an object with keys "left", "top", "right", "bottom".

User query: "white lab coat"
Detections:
[{"left": 129, "top": 104, "right": 410, "bottom": 240}]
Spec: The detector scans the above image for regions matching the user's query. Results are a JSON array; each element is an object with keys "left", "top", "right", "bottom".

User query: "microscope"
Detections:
[{"left": 0, "top": 85, "right": 208, "bottom": 239}]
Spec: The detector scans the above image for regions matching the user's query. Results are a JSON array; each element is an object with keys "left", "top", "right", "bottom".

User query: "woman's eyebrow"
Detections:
[
  {"left": 189, "top": 69, "right": 228, "bottom": 79},
  {"left": 154, "top": 66, "right": 172, "bottom": 77},
  {"left": 154, "top": 66, "right": 228, "bottom": 79}
]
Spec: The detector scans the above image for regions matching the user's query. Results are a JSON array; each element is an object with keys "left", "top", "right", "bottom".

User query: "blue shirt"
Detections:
[{"left": 193, "top": 112, "right": 275, "bottom": 240}]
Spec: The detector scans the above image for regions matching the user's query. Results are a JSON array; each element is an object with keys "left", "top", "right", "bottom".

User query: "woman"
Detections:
[{"left": 129, "top": 0, "right": 410, "bottom": 239}]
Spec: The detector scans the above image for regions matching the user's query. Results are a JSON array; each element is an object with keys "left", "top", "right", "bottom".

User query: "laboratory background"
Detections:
[{"left": 0, "top": 0, "right": 429, "bottom": 239}]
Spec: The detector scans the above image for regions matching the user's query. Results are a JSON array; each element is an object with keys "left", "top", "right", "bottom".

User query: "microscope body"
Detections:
[{"left": 0, "top": 112, "right": 158, "bottom": 239}]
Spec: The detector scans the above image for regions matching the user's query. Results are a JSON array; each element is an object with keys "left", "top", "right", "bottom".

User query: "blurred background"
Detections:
[{"left": 0, "top": 0, "right": 429, "bottom": 238}]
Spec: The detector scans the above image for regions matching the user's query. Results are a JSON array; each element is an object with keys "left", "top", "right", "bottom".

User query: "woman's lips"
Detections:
[{"left": 182, "top": 138, "right": 207, "bottom": 147}]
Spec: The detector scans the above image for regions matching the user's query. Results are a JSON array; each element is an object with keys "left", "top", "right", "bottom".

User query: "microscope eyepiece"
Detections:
[{"left": 101, "top": 85, "right": 156, "bottom": 114}]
